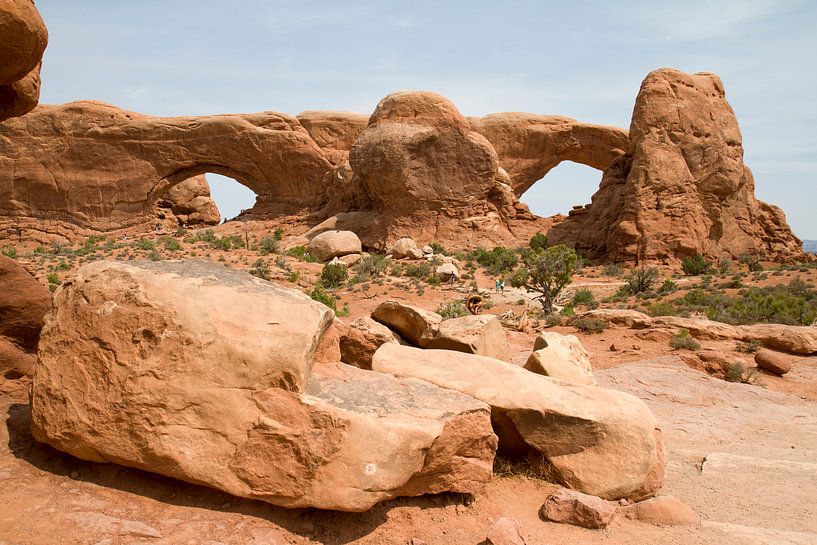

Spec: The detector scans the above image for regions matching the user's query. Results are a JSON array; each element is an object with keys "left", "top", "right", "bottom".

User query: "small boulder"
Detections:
[
  {"left": 371, "top": 301, "right": 442, "bottom": 346},
  {"left": 421, "top": 245, "right": 433, "bottom": 254},
  {"left": 308, "top": 230, "right": 362, "bottom": 261},
  {"left": 435, "top": 262, "right": 459, "bottom": 281},
  {"left": 524, "top": 332, "right": 596, "bottom": 386},
  {"left": 339, "top": 316, "right": 402, "bottom": 369},
  {"left": 540, "top": 488, "right": 616, "bottom": 529},
  {"left": 423, "top": 315, "right": 508, "bottom": 360},
  {"left": 618, "top": 496, "right": 696, "bottom": 526},
  {"left": 390, "top": 237, "right": 424, "bottom": 260},
  {"left": 486, "top": 516, "right": 526, "bottom": 545},
  {"left": 339, "top": 253, "right": 362, "bottom": 265},
  {"left": 754, "top": 348, "right": 791, "bottom": 376}
]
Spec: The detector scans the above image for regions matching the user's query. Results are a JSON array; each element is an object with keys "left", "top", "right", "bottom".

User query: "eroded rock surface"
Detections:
[
  {"left": 0, "top": 0, "right": 47, "bottom": 121},
  {"left": 0, "top": 255, "right": 49, "bottom": 378},
  {"left": 549, "top": 68, "right": 804, "bottom": 263},
  {"left": 372, "top": 344, "right": 666, "bottom": 500},
  {"left": 524, "top": 332, "right": 596, "bottom": 385},
  {"left": 30, "top": 261, "right": 498, "bottom": 511}
]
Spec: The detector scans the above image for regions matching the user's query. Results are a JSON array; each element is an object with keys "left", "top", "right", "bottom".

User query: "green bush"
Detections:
[
  {"left": 669, "top": 329, "right": 700, "bottom": 350},
  {"left": 437, "top": 300, "right": 469, "bottom": 319},
  {"left": 320, "top": 263, "right": 348, "bottom": 289},
  {"left": 572, "top": 289, "right": 596, "bottom": 307},
  {"left": 603, "top": 263, "right": 623, "bottom": 277},
  {"left": 646, "top": 301, "right": 677, "bottom": 317},
  {"left": 471, "top": 246, "right": 518, "bottom": 275},
  {"left": 286, "top": 245, "right": 320, "bottom": 263},
  {"left": 47, "top": 272, "right": 60, "bottom": 286},
  {"left": 352, "top": 253, "right": 389, "bottom": 281},
  {"left": 658, "top": 278, "right": 678, "bottom": 294},
  {"left": 404, "top": 262, "right": 432, "bottom": 279},
  {"left": 309, "top": 285, "right": 337, "bottom": 312},
  {"left": 510, "top": 244, "right": 581, "bottom": 313},
  {"left": 135, "top": 238, "right": 155, "bottom": 251},
  {"left": 249, "top": 258, "right": 271, "bottom": 280},
  {"left": 1, "top": 246, "right": 16, "bottom": 258},
  {"left": 682, "top": 253, "right": 713, "bottom": 276},
  {"left": 429, "top": 242, "right": 449, "bottom": 255},
  {"left": 624, "top": 266, "right": 659, "bottom": 294},
  {"left": 162, "top": 237, "right": 182, "bottom": 251},
  {"left": 529, "top": 232, "right": 548, "bottom": 251},
  {"left": 148, "top": 250, "right": 162, "bottom": 261},
  {"left": 739, "top": 253, "right": 763, "bottom": 272},
  {"left": 258, "top": 236, "right": 280, "bottom": 255},
  {"left": 723, "top": 361, "right": 761, "bottom": 384},
  {"left": 273, "top": 228, "right": 284, "bottom": 241},
  {"left": 572, "top": 316, "right": 606, "bottom": 334}
]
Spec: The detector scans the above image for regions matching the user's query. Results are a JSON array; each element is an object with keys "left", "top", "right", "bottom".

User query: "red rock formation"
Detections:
[
  {"left": 155, "top": 175, "right": 221, "bottom": 226},
  {"left": 469, "top": 113, "right": 629, "bottom": 196},
  {"left": 548, "top": 69, "right": 804, "bottom": 263},
  {"left": 296, "top": 110, "right": 368, "bottom": 166},
  {"left": 0, "top": 255, "right": 50, "bottom": 378},
  {"left": 0, "top": 101, "right": 331, "bottom": 231},
  {"left": 0, "top": 0, "right": 47, "bottom": 121}
]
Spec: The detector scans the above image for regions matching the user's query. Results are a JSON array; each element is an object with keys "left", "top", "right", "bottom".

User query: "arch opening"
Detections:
[
  {"left": 204, "top": 173, "right": 258, "bottom": 222},
  {"left": 519, "top": 161, "right": 602, "bottom": 219}
]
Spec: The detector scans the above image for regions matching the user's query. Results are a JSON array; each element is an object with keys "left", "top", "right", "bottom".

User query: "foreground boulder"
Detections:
[
  {"left": 389, "top": 237, "right": 424, "bottom": 260},
  {"left": 754, "top": 348, "right": 791, "bottom": 376},
  {"left": 540, "top": 488, "right": 616, "bottom": 529},
  {"left": 307, "top": 230, "right": 362, "bottom": 261},
  {"left": 31, "top": 261, "right": 497, "bottom": 511},
  {"left": 486, "top": 517, "right": 527, "bottom": 545},
  {"left": 339, "top": 316, "right": 402, "bottom": 369},
  {"left": 371, "top": 301, "right": 442, "bottom": 345},
  {"left": 372, "top": 344, "right": 665, "bottom": 500},
  {"left": 618, "top": 496, "right": 696, "bottom": 526},
  {"left": 0, "top": 255, "right": 50, "bottom": 378},
  {"left": 424, "top": 315, "right": 508, "bottom": 360},
  {"left": 524, "top": 332, "right": 596, "bottom": 385}
]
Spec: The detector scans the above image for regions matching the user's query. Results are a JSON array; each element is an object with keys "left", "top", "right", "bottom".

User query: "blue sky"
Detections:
[{"left": 36, "top": 0, "right": 817, "bottom": 238}]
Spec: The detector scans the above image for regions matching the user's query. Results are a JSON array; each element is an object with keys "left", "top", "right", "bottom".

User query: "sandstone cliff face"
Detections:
[
  {"left": 155, "top": 175, "right": 221, "bottom": 226},
  {"left": 548, "top": 69, "right": 804, "bottom": 262},
  {"left": 0, "top": 101, "right": 332, "bottom": 230},
  {"left": 0, "top": 0, "right": 48, "bottom": 121},
  {"left": 296, "top": 110, "right": 368, "bottom": 166}
]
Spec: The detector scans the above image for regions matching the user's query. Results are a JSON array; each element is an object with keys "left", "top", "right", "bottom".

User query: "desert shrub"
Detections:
[
  {"left": 353, "top": 253, "right": 389, "bottom": 281},
  {"left": 735, "top": 339, "right": 762, "bottom": 353},
  {"left": 723, "top": 361, "right": 761, "bottom": 384},
  {"left": 711, "top": 285, "right": 817, "bottom": 326},
  {"left": 529, "top": 232, "right": 549, "bottom": 251},
  {"left": 286, "top": 245, "right": 320, "bottom": 263},
  {"left": 320, "top": 263, "right": 348, "bottom": 288},
  {"left": 471, "top": 246, "right": 518, "bottom": 275},
  {"left": 560, "top": 304, "right": 575, "bottom": 317},
  {"left": 624, "top": 266, "right": 659, "bottom": 294},
  {"left": 47, "top": 272, "right": 59, "bottom": 285},
  {"left": 572, "top": 316, "right": 606, "bottom": 334},
  {"left": 287, "top": 271, "right": 300, "bottom": 283},
  {"left": 429, "top": 242, "right": 448, "bottom": 255},
  {"left": 510, "top": 244, "right": 581, "bottom": 313},
  {"left": 188, "top": 229, "right": 217, "bottom": 244},
  {"left": 646, "top": 301, "right": 677, "bottom": 317},
  {"left": 258, "top": 236, "right": 280, "bottom": 255},
  {"left": 682, "top": 253, "right": 713, "bottom": 276},
  {"left": 1, "top": 246, "right": 16, "bottom": 258},
  {"left": 572, "top": 289, "right": 596, "bottom": 307},
  {"left": 162, "top": 237, "right": 182, "bottom": 251},
  {"left": 669, "top": 329, "right": 700, "bottom": 350},
  {"left": 273, "top": 228, "right": 284, "bottom": 241},
  {"left": 309, "top": 285, "right": 337, "bottom": 312},
  {"left": 658, "top": 278, "right": 678, "bottom": 294},
  {"left": 718, "top": 258, "right": 732, "bottom": 275},
  {"left": 739, "top": 253, "right": 763, "bottom": 272},
  {"left": 134, "top": 238, "right": 155, "bottom": 251},
  {"left": 148, "top": 250, "right": 162, "bottom": 261},
  {"left": 603, "top": 263, "right": 623, "bottom": 277},
  {"left": 437, "top": 299, "right": 469, "bottom": 319},
  {"left": 249, "top": 259, "right": 271, "bottom": 280},
  {"left": 404, "top": 262, "right": 432, "bottom": 279}
]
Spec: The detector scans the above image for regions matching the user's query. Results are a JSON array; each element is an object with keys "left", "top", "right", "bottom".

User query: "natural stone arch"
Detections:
[{"left": 469, "top": 113, "right": 629, "bottom": 197}]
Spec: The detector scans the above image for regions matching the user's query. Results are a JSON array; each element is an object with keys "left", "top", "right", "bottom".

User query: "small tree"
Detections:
[
  {"left": 624, "top": 266, "right": 659, "bottom": 294},
  {"left": 510, "top": 244, "right": 581, "bottom": 313}
]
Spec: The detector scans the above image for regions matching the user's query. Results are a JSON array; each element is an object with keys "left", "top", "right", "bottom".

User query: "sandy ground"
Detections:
[{"left": 2, "top": 222, "right": 817, "bottom": 544}]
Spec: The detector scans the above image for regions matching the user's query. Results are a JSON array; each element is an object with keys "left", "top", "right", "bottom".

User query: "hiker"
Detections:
[
  {"left": 500, "top": 279, "right": 506, "bottom": 293},
  {"left": 495, "top": 279, "right": 500, "bottom": 293}
]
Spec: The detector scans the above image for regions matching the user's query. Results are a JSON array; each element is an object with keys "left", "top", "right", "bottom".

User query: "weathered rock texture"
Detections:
[
  {"left": 524, "top": 332, "right": 596, "bottom": 385},
  {"left": 0, "top": 0, "right": 47, "bottom": 121},
  {"left": 30, "top": 260, "right": 498, "bottom": 511},
  {"left": 0, "top": 69, "right": 804, "bottom": 262},
  {"left": 0, "top": 101, "right": 332, "bottom": 230},
  {"left": 548, "top": 68, "right": 804, "bottom": 262},
  {"left": 0, "top": 255, "right": 49, "bottom": 378},
  {"left": 155, "top": 175, "right": 220, "bottom": 226},
  {"left": 372, "top": 344, "right": 666, "bottom": 500}
]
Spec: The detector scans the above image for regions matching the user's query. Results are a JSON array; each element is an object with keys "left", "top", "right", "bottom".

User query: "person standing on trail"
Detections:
[
  {"left": 500, "top": 279, "right": 505, "bottom": 293},
  {"left": 495, "top": 279, "right": 500, "bottom": 293}
]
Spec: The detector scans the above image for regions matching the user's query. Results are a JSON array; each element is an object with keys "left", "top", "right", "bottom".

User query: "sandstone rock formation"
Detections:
[
  {"left": 469, "top": 113, "right": 629, "bottom": 196},
  {"left": 618, "top": 496, "right": 697, "bottom": 526},
  {"left": 372, "top": 344, "right": 666, "bottom": 500},
  {"left": 307, "top": 230, "right": 362, "bottom": 261},
  {"left": 0, "top": 101, "right": 332, "bottom": 231},
  {"left": 485, "top": 517, "right": 527, "bottom": 545},
  {"left": 0, "top": 69, "right": 805, "bottom": 263},
  {"left": 339, "top": 316, "right": 403, "bottom": 369},
  {"left": 540, "top": 488, "right": 617, "bottom": 529},
  {"left": 371, "top": 301, "right": 442, "bottom": 346},
  {"left": 30, "top": 260, "right": 498, "bottom": 511},
  {"left": 548, "top": 68, "right": 804, "bottom": 263},
  {"left": 0, "top": 0, "right": 47, "bottom": 121},
  {"left": 0, "top": 255, "right": 49, "bottom": 378},
  {"left": 424, "top": 315, "right": 508, "bottom": 360},
  {"left": 155, "top": 175, "right": 220, "bottom": 226},
  {"left": 524, "top": 332, "right": 596, "bottom": 386},
  {"left": 754, "top": 348, "right": 791, "bottom": 376}
]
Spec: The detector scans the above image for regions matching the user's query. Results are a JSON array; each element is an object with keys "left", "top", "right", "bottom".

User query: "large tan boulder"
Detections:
[
  {"left": 308, "top": 230, "right": 362, "bottom": 261},
  {"left": 0, "top": 255, "right": 50, "bottom": 378},
  {"left": 371, "top": 301, "right": 442, "bottom": 346},
  {"left": 524, "top": 332, "right": 596, "bottom": 386},
  {"left": 549, "top": 68, "right": 805, "bottom": 263},
  {"left": 424, "top": 315, "right": 508, "bottom": 360},
  {"left": 390, "top": 237, "right": 424, "bottom": 260},
  {"left": 754, "top": 348, "right": 791, "bottom": 376},
  {"left": 540, "top": 488, "right": 616, "bottom": 529},
  {"left": 0, "top": 0, "right": 48, "bottom": 121},
  {"left": 339, "top": 316, "right": 403, "bottom": 369},
  {"left": 372, "top": 344, "right": 665, "bottom": 500},
  {"left": 31, "top": 261, "right": 497, "bottom": 511}
]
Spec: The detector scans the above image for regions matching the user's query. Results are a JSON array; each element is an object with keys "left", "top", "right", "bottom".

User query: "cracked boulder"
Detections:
[{"left": 30, "top": 260, "right": 496, "bottom": 511}]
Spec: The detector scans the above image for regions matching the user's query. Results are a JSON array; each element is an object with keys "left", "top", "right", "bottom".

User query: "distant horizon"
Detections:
[{"left": 34, "top": 1, "right": 817, "bottom": 240}]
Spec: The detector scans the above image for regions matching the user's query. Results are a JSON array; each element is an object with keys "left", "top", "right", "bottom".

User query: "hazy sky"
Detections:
[{"left": 35, "top": 1, "right": 817, "bottom": 238}]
